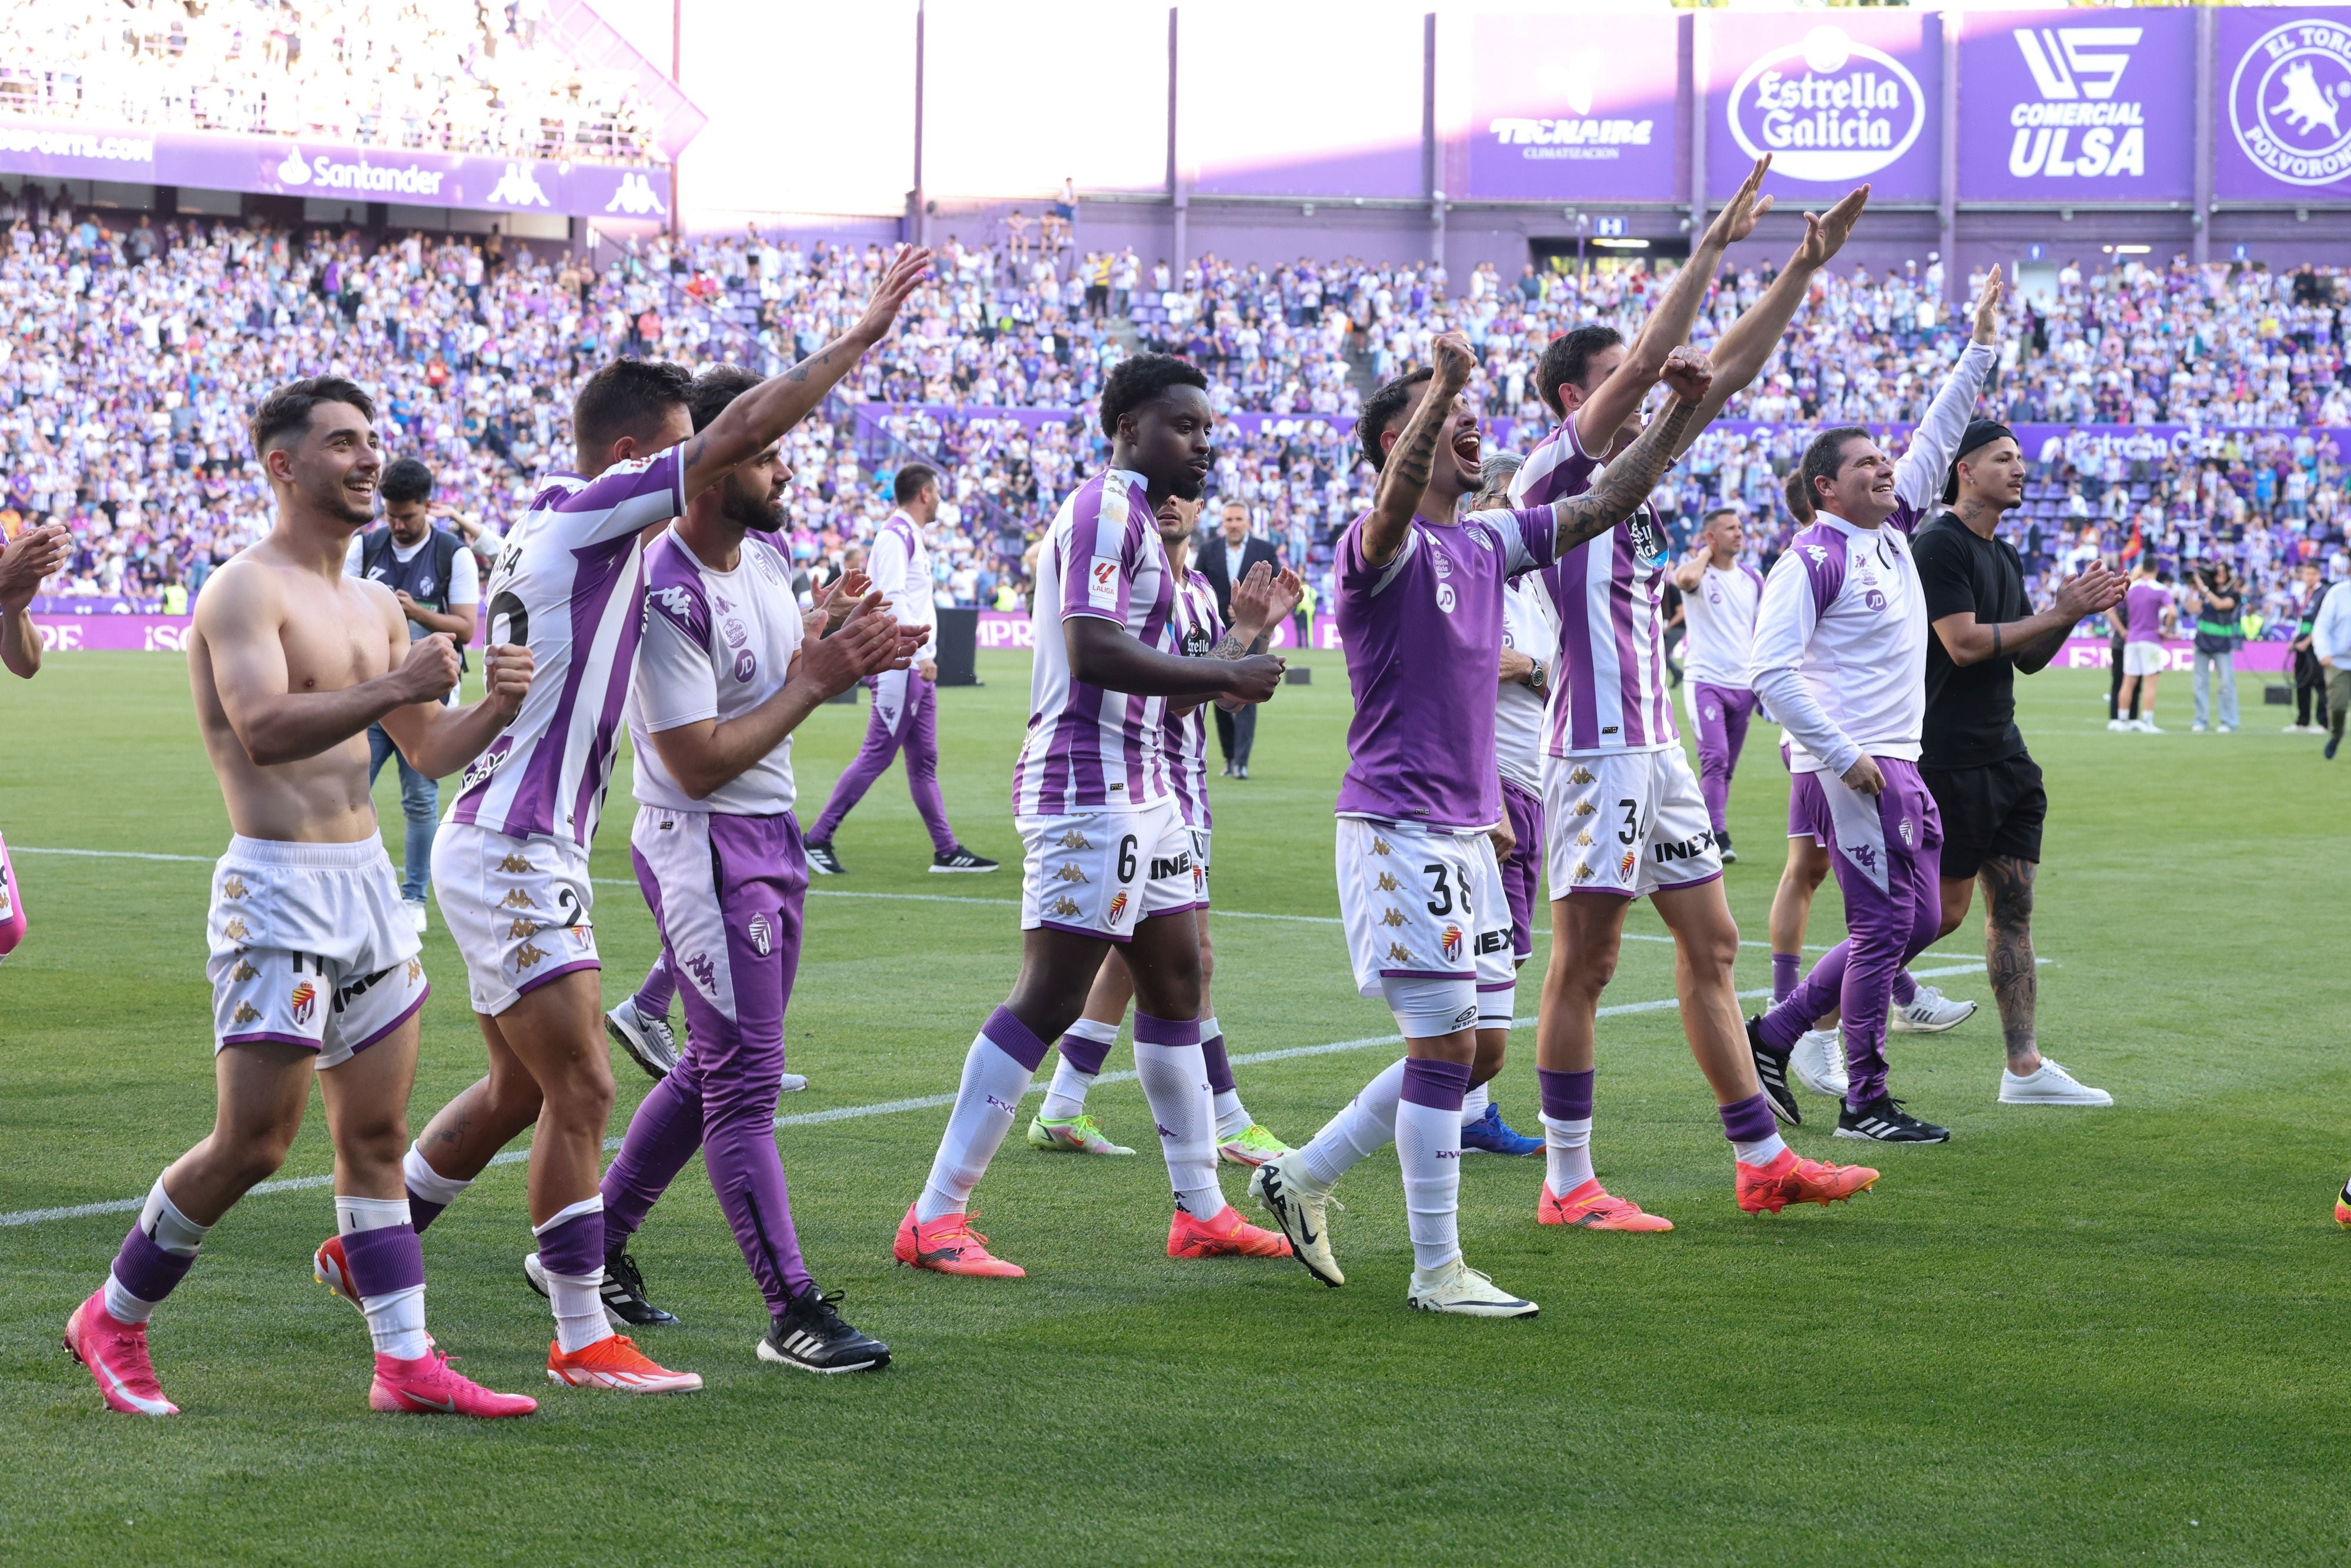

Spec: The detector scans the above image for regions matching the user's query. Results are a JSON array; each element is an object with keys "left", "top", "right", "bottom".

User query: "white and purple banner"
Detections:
[
  {"left": 1957, "top": 11, "right": 2197, "bottom": 203},
  {"left": 0, "top": 119, "right": 671, "bottom": 219},
  {"left": 1467, "top": 12, "right": 1684, "bottom": 202},
  {"left": 2218, "top": 8, "right": 2351, "bottom": 200},
  {"left": 1707, "top": 13, "right": 1941, "bottom": 204}
]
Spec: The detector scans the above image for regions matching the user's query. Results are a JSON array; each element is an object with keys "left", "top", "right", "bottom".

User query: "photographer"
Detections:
[{"left": 2184, "top": 559, "right": 2243, "bottom": 735}]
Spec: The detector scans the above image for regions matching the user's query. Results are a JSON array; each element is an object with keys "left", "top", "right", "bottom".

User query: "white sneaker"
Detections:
[
  {"left": 779, "top": 1073, "right": 809, "bottom": 1094},
  {"left": 1998, "top": 1059, "right": 2114, "bottom": 1107},
  {"left": 1791, "top": 1027, "right": 1849, "bottom": 1098},
  {"left": 1888, "top": 984, "right": 1978, "bottom": 1034},
  {"left": 2190, "top": 722, "right": 2208, "bottom": 733},
  {"left": 1250, "top": 1150, "right": 1343, "bottom": 1286},
  {"left": 604, "top": 997, "right": 682, "bottom": 1079},
  {"left": 1405, "top": 1258, "right": 1538, "bottom": 1318},
  {"left": 405, "top": 898, "right": 430, "bottom": 934},
  {"left": 2106, "top": 718, "right": 2132, "bottom": 732},
  {"left": 2134, "top": 718, "right": 2164, "bottom": 733},
  {"left": 2285, "top": 723, "right": 2315, "bottom": 734}
]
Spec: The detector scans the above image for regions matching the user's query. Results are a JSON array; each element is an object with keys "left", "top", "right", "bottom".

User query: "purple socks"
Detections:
[
  {"left": 983, "top": 1005, "right": 1051, "bottom": 1073},
  {"left": 1771, "top": 953, "right": 1800, "bottom": 1002},
  {"left": 1536, "top": 1066, "right": 1596, "bottom": 1123}
]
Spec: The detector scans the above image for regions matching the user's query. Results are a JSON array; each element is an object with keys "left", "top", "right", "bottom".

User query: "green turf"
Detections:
[{"left": 2, "top": 649, "right": 2345, "bottom": 1565}]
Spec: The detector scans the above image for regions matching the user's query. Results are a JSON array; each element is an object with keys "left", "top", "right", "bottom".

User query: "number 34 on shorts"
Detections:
[{"left": 1541, "top": 748, "right": 1721, "bottom": 900}]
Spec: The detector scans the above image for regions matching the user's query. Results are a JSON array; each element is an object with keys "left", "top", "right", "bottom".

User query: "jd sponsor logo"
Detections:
[
  {"left": 2007, "top": 27, "right": 2148, "bottom": 180},
  {"left": 1726, "top": 26, "right": 1925, "bottom": 182},
  {"left": 2231, "top": 18, "right": 2351, "bottom": 187}
]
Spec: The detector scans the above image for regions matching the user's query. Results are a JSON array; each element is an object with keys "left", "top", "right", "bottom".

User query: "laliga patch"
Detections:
[{"left": 1087, "top": 555, "right": 1122, "bottom": 611}]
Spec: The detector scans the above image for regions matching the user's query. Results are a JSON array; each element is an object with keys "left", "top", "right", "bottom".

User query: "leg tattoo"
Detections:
[{"left": 1980, "top": 857, "right": 2038, "bottom": 1073}]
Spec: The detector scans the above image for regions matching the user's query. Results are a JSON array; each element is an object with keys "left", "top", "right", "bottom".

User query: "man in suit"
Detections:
[{"left": 1195, "top": 499, "right": 1281, "bottom": 777}]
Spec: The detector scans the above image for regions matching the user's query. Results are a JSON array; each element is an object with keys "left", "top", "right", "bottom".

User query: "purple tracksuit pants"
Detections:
[
  {"left": 1685, "top": 682, "right": 1759, "bottom": 837},
  {"left": 809, "top": 668, "right": 956, "bottom": 853}
]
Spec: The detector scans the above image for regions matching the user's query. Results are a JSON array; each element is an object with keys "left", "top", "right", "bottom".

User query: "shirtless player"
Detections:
[{"left": 64, "top": 377, "right": 538, "bottom": 1418}]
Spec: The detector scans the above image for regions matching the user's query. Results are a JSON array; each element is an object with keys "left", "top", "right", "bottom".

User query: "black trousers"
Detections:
[
  {"left": 2297, "top": 648, "right": 2333, "bottom": 728},
  {"left": 1215, "top": 703, "right": 1257, "bottom": 767}
]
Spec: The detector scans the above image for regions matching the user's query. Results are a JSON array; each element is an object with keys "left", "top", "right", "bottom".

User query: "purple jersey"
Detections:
[
  {"left": 1508, "top": 416, "right": 1677, "bottom": 756},
  {"left": 2125, "top": 581, "right": 2172, "bottom": 642},
  {"left": 1011, "top": 468, "right": 1181, "bottom": 816},
  {"left": 451, "top": 448, "right": 685, "bottom": 850},
  {"left": 1333, "top": 506, "right": 1558, "bottom": 830},
  {"left": 1166, "top": 569, "right": 1221, "bottom": 832}
]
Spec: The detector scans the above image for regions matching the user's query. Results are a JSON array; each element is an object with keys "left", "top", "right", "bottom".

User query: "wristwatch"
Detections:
[{"left": 1525, "top": 658, "right": 1548, "bottom": 692}]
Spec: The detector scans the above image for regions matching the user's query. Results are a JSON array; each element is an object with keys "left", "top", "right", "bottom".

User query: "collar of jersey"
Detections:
[
  {"left": 1103, "top": 465, "right": 1150, "bottom": 492},
  {"left": 666, "top": 531, "right": 739, "bottom": 577}
]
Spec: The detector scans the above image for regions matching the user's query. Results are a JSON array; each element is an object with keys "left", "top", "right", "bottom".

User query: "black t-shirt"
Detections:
[{"left": 1914, "top": 511, "right": 2028, "bottom": 769}]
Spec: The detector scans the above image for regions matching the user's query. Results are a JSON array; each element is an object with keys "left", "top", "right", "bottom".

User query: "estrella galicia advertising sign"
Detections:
[
  {"left": 2216, "top": 7, "right": 2351, "bottom": 199},
  {"left": 1707, "top": 13, "right": 1941, "bottom": 202},
  {"left": 1466, "top": 11, "right": 1684, "bottom": 201},
  {"left": 1957, "top": 11, "right": 2196, "bottom": 202}
]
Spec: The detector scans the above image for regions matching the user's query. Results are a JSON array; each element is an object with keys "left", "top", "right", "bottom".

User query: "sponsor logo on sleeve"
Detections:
[{"left": 1088, "top": 556, "right": 1122, "bottom": 611}]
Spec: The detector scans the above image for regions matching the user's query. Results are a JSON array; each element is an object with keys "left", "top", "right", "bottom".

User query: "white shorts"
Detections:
[
  {"left": 1336, "top": 817, "right": 1512, "bottom": 1034},
  {"left": 207, "top": 835, "right": 427, "bottom": 1068},
  {"left": 1187, "top": 824, "right": 1211, "bottom": 902},
  {"left": 1543, "top": 746, "right": 1722, "bottom": 902},
  {"left": 2122, "top": 641, "right": 2168, "bottom": 677},
  {"left": 1017, "top": 797, "right": 1200, "bottom": 943},
  {"left": 431, "top": 819, "right": 601, "bottom": 1016}
]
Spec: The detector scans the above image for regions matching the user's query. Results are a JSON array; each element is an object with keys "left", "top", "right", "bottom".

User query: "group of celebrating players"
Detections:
[{"left": 55, "top": 155, "right": 2128, "bottom": 1419}]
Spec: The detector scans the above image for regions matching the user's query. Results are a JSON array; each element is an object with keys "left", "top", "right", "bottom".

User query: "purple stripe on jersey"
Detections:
[
  {"left": 1795, "top": 526, "right": 1851, "bottom": 618},
  {"left": 1888, "top": 498, "right": 1925, "bottom": 537},
  {"left": 569, "top": 556, "right": 647, "bottom": 843},
  {"left": 497, "top": 532, "right": 640, "bottom": 841},
  {"left": 1742, "top": 562, "right": 1767, "bottom": 594},
  {"left": 1608, "top": 540, "right": 1644, "bottom": 747},
  {"left": 1126, "top": 512, "right": 1177, "bottom": 805},
  {"left": 1553, "top": 552, "right": 1598, "bottom": 752}
]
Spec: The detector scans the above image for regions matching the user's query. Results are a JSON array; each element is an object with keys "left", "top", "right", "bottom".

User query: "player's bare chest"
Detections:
[{"left": 283, "top": 591, "right": 391, "bottom": 692}]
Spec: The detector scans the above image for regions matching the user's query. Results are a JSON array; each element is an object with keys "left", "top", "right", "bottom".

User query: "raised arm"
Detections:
[
  {"left": 1359, "top": 333, "right": 1475, "bottom": 569},
  {"left": 1672, "top": 186, "right": 1870, "bottom": 458},
  {"left": 1549, "top": 349, "right": 1712, "bottom": 557},
  {"left": 202, "top": 571, "right": 458, "bottom": 767},
  {"left": 1894, "top": 269, "right": 2004, "bottom": 513},
  {"left": 1575, "top": 156, "right": 1771, "bottom": 454},
  {"left": 680, "top": 246, "right": 932, "bottom": 501},
  {"left": 0, "top": 521, "right": 69, "bottom": 679}
]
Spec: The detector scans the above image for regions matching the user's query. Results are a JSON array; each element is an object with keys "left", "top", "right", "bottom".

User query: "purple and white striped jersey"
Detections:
[
  {"left": 1010, "top": 468, "right": 1181, "bottom": 816},
  {"left": 1164, "top": 568, "right": 1222, "bottom": 832},
  {"left": 1333, "top": 506, "right": 1558, "bottom": 831},
  {"left": 869, "top": 509, "right": 937, "bottom": 659},
  {"left": 1509, "top": 415, "right": 1677, "bottom": 758},
  {"left": 448, "top": 448, "right": 685, "bottom": 850}
]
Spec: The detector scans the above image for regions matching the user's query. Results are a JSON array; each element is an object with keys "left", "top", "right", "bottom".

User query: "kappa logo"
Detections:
[
  {"left": 1375, "top": 872, "right": 1401, "bottom": 892},
  {"left": 498, "top": 853, "right": 533, "bottom": 874},
  {"left": 222, "top": 915, "right": 249, "bottom": 943},
  {"left": 499, "top": 889, "right": 538, "bottom": 910},
  {"left": 748, "top": 913, "right": 773, "bottom": 957},
  {"left": 1805, "top": 544, "right": 1830, "bottom": 565},
  {"left": 1576, "top": 830, "right": 1593, "bottom": 847},
  {"left": 1440, "top": 924, "right": 1464, "bottom": 963},
  {"left": 507, "top": 917, "right": 542, "bottom": 940},
  {"left": 1898, "top": 817, "right": 1915, "bottom": 847},
  {"left": 1619, "top": 850, "right": 1639, "bottom": 879},
  {"left": 1567, "top": 766, "right": 1595, "bottom": 786},
  {"left": 685, "top": 951, "right": 718, "bottom": 994},
  {"left": 1571, "top": 800, "right": 1597, "bottom": 817},
  {"left": 604, "top": 171, "right": 667, "bottom": 216},
  {"left": 1386, "top": 942, "right": 1416, "bottom": 966},
  {"left": 407, "top": 958, "right": 423, "bottom": 984},
  {"left": 1379, "top": 907, "right": 1408, "bottom": 927},
  {"left": 1053, "top": 863, "right": 1091, "bottom": 884},
  {"left": 1056, "top": 828, "right": 1093, "bottom": 850},
  {"left": 289, "top": 981, "right": 317, "bottom": 1026},
  {"left": 232, "top": 1001, "right": 263, "bottom": 1026},
  {"left": 2230, "top": 19, "right": 2351, "bottom": 187},
  {"left": 221, "top": 876, "right": 247, "bottom": 901},
  {"left": 1371, "top": 836, "right": 1393, "bottom": 856},
  {"left": 458, "top": 736, "right": 515, "bottom": 796},
  {"left": 651, "top": 586, "right": 696, "bottom": 627},
  {"left": 484, "top": 160, "right": 551, "bottom": 207},
  {"left": 1703, "top": 703, "right": 1720, "bottom": 722},
  {"left": 1106, "top": 891, "right": 1130, "bottom": 923},
  {"left": 1848, "top": 843, "right": 1880, "bottom": 873},
  {"left": 514, "top": 942, "right": 550, "bottom": 970},
  {"left": 1047, "top": 894, "right": 1084, "bottom": 918},
  {"left": 230, "top": 958, "right": 260, "bottom": 982}
]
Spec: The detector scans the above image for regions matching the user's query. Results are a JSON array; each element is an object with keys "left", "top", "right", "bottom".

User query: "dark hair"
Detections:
[
  {"left": 1781, "top": 467, "right": 1816, "bottom": 525},
  {"left": 1358, "top": 367, "right": 1435, "bottom": 471},
  {"left": 686, "top": 364, "right": 761, "bottom": 434},
  {"left": 1099, "top": 352, "right": 1209, "bottom": 438},
  {"left": 1700, "top": 505, "right": 1738, "bottom": 531},
  {"left": 249, "top": 376, "right": 375, "bottom": 456},
  {"left": 573, "top": 357, "right": 694, "bottom": 454},
  {"left": 379, "top": 456, "right": 434, "bottom": 506},
  {"left": 1535, "top": 325, "right": 1625, "bottom": 418},
  {"left": 895, "top": 463, "right": 940, "bottom": 505},
  {"left": 1798, "top": 426, "right": 1873, "bottom": 511}
]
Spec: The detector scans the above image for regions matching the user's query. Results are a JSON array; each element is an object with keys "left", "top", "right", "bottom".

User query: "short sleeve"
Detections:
[
  {"left": 1062, "top": 483, "right": 1140, "bottom": 625},
  {"left": 550, "top": 446, "right": 686, "bottom": 547},
  {"left": 1914, "top": 527, "right": 1978, "bottom": 623},
  {"left": 344, "top": 535, "right": 366, "bottom": 577},
  {"left": 632, "top": 588, "right": 718, "bottom": 733},
  {"left": 447, "top": 547, "right": 480, "bottom": 607}
]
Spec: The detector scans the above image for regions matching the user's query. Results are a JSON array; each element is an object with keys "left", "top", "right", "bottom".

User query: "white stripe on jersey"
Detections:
[{"left": 1166, "top": 569, "right": 1220, "bottom": 830}]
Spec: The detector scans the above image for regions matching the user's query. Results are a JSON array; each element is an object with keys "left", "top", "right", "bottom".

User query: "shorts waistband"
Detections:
[{"left": 223, "top": 833, "right": 389, "bottom": 869}]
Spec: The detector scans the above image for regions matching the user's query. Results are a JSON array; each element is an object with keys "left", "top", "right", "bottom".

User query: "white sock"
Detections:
[
  {"left": 1134, "top": 1040, "right": 1225, "bottom": 1221},
  {"left": 533, "top": 1195, "right": 612, "bottom": 1355},
  {"left": 1540, "top": 1114, "right": 1595, "bottom": 1194},
  {"left": 103, "top": 1275, "right": 157, "bottom": 1324},
  {"left": 1211, "top": 1090, "right": 1250, "bottom": 1141},
  {"left": 140, "top": 1175, "right": 211, "bottom": 1255},
  {"left": 337, "top": 1195, "right": 430, "bottom": 1359},
  {"left": 1041, "top": 1018, "right": 1118, "bottom": 1119},
  {"left": 916, "top": 1030, "right": 1037, "bottom": 1223},
  {"left": 1460, "top": 1082, "right": 1491, "bottom": 1123},
  {"left": 1732, "top": 1132, "right": 1789, "bottom": 1167},
  {"left": 1395, "top": 1098, "right": 1463, "bottom": 1274},
  {"left": 1300, "top": 1058, "right": 1408, "bottom": 1188},
  {"left": 403, "top": 1142, "right": 471, "bottom": 1207}
]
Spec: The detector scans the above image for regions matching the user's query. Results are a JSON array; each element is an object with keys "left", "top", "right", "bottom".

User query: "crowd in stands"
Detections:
[
  {"left": 0, "top": 0, "right": 654, "bottom": 162},
  {"left": 2, "top": 200, "right": 2346, "bottom": 643}
]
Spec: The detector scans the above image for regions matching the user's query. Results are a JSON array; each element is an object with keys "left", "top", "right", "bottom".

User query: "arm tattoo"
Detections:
[
  {"left": 1205, "top": 630, "right": 1250, "bottom": 662},
  {"left": 783, "top": 346, "right": 834, "bottom": 384},
  {"left": 1550, "top": 400, "right": 1700, "bottom": 555}
]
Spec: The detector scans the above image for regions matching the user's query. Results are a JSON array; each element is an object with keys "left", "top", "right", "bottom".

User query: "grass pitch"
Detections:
[{"left": 2, "top": 648, "right": 2346, "bottom": 1565}]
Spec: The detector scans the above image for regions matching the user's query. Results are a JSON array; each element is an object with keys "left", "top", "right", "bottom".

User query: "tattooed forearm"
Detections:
[
  {"left": 1979, "top": 855, "right": 2038, "bottom": 1070},
  {"left": 782, "top": 346, "right": 835, "bottom": 384},
  {"left": 1206, "top": 631, "right": 1250, "bottom": 662},
  {"left": 1550, "top": 399, "right": 1702, "bottom": 555}
]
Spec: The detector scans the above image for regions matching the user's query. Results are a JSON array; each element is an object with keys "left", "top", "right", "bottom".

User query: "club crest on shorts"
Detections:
[
  {"left": 289, "top": 981, "right": 317, "bottom": 1026},
  {"left": 1619, "top": 850, "right": 1638, "bottom": 879},
  {"left": 748, "top": 913, "right": 772, "bottom": 957},
  {"left": 1441, "top": 924, "right": 1464, "bottom": 963},
  {"left": 1106, "top": 890, "right": 1130, "bottom": 923},
  {"left": 1897, "top": 817, "right": 1915, "bottom": 847}
]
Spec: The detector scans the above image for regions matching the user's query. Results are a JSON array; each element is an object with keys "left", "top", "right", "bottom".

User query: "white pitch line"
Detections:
[{"left": 0, "top": 959, "right": 2013, "bottom": 1230}]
